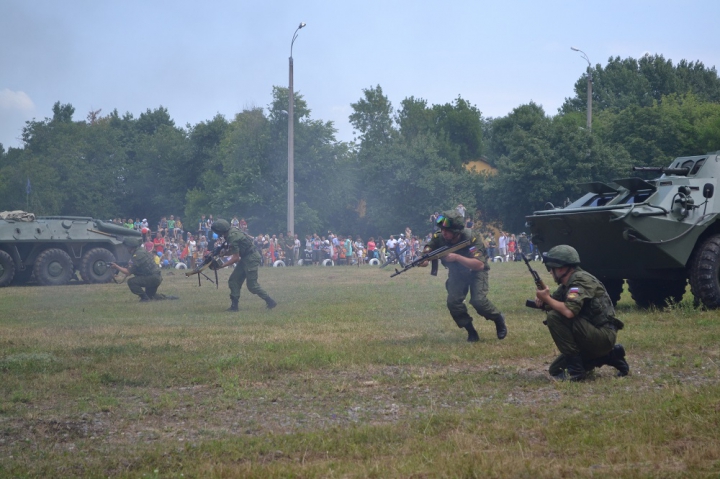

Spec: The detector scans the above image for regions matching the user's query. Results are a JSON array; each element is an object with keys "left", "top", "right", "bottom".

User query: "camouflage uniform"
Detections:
[
  {"left": 425, "top": 227, "right": 504, "bottom": 334},
  {"left": 518, "top": 234, "right": 531, "bottom": 255},
  {"left": 284, "top": 236, "right": 295, "bottom": 265},
  {"left": 127, "top": 247, "right": 165, "bottom": 300},
  {"left": 226, "top": 228, "right": 273, "bottom": 304},
  {"left": 540, "top": 245, "right": 628, "bottom": 380},
  {"left": 545, "top": 268, "right": 618, "bottom": 375}
]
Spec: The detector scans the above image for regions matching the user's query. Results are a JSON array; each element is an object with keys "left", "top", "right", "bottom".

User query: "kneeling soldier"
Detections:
[
  {"left": 110, "top": 237, "right": 177, "bottom": 301},
  {"left": 535, "top": 245, "right": 629, "bottom": 381}
]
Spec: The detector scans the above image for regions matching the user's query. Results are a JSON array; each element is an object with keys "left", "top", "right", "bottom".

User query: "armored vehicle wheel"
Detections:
[
  {"left": 689, "top": 234, "right": 720, "bottom": 309},
  {"left": 80, "top": 248, "right": 116, "bottom": 284},
  {"left": 0, "top": 250, "right": 16, "bottom": 287},
  {"left": 627, "top": 278, "right": 686, "bottom": 309},
  {"left": 601, "top": 278, "right": 624, "bottom": 306},
  {"left": 34, "top": 248, "right": 74, "bottom": 286}
]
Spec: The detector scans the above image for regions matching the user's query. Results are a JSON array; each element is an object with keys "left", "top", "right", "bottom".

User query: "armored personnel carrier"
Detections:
[
  {"left": 0, "top": 213, "right": 141, "bottom": 287},
  {"left": 526, "top": 152, "right": 720, "bottom": 309}
]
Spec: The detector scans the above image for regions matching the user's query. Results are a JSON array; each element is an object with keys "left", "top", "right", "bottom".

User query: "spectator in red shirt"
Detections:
[
  {"left": 153, "top": 231, "right": 166, "bottom": 255},
  {"left": 367, "top": 237, "right": 377, "bottom": 260}
]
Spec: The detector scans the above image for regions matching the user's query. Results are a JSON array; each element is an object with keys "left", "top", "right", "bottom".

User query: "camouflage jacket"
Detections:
[
  {"left": 128, "top": 247, "right": 161, "bottom": 277},
  {"left": 550, "top": 268, "right": 615, "bottom": 328},
  {"left": 226, "top": 228, "right": 256, "bottom": 258},
  {"left": 424, "top": 229, "right": 489, "bottom": 272}
]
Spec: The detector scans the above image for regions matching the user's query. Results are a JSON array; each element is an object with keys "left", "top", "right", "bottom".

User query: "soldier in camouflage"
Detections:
[
  {"left": 283, "top": 232, "right": 295, "bottom": 266},
  {"left": 110, "top": 237, "right": 176, "bottom": 301},
  {"left": 422, "top": 210, "right": 507, "bottom": 342},
  {"left": 210, "top": 219, "right": 277, "bottom": 311},
  {"left": 518, "top": 232, "right": 531, "bottom": 256},
  {"left": 535, "top": 245, "right": 629, "bottom": 381}
]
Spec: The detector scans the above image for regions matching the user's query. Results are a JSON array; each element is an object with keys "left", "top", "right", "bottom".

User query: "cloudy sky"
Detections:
[{"left": 2, "top": 0, "right": 719, "bottom": 149}]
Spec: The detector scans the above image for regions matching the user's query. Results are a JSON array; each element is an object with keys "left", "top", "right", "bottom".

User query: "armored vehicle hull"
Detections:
[
  {"left": 0, "top": 214, "right": 141, "bottom": 287},
  {"left": 527, "top": 152, "right": 720, "bottom": 308}
]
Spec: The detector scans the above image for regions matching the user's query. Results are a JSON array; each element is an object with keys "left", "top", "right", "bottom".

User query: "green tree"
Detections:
[
  {"left": 562, "top": 54, "right": 720, "bottom": 114},
  {"left": 595, "top": 93, "right": 720, "bottom": 166},
  {"left": 480, "top": 104, "right": 632, "bottom": 231},
  {"left": 349, "top": 85, "right": 396, "bottom": 147}
]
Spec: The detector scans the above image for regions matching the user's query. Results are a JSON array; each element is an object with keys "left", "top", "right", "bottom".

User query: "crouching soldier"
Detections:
[
  {"left": 110, "top": 237, "right": 177, "bottom": 301},
  {"left": 535, "top": 245, "right": 629, "bottom": 381}
]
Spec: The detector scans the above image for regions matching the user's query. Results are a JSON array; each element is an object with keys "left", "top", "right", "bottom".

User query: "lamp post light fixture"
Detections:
[
  {"left": 287, "top": 22, "right": 306, "bottom": 238},
  {"left": 571, "top": 46, "right": 593, "bottom": 130}
]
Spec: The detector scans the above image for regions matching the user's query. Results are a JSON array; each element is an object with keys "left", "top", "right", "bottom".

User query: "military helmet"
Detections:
[
  {"left": 543, "top": 245, "right": 581, "bottom": 268},
  {"left": 123, "top": 236, "right": 143, "bottom": 249},
  {"left": 437, "top": 210, "right": 465, "bottom": 232},
  {"left": 211, "top": 218, "right": 231, "bottom": 234}
]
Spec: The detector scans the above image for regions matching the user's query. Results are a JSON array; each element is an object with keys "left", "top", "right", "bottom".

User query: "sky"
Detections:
[{"left": 2, "top": 0, "right": 719, "bottom": 149}]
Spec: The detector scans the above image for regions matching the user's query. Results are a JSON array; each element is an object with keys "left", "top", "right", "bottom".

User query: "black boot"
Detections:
[
  {"left": 605, "top": 344, "right": 630, "bottom": 377},
  {"left": 227, "top": 297, "right": 239, "bottom": 312},
  {"left": 553, "top": 354, "right": 586, "bottom": 382},
  {"left": 266, "top": 298, "right": 277, "bottom": 309},
  {"left": 139, "top": 294, "right": 151, "bottom": 302},
  {"left": 489, "top": 313, "right": 507, "bottom": 340},
  {"left": 465, "top": 323, "right": 479, "bottom": 342}
]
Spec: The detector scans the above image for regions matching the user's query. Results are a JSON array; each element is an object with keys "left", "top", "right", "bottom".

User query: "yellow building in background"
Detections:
[
  {"left": 464, "top": 158, "right": 501, "bottom": 240},
  {"left": 464, "top": 158, "right": 497, "bottom": 175}
]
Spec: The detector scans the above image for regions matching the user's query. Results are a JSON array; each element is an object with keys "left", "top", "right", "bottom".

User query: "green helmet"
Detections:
[
  {"left": 543, "top": 245, "right": 581, "bottom": 268},
  {"left": 437, "top": 210, "right": 465, "bottom": 232},
  {"left": 123, "top": 236, "right": 143, "bottom": 249},
  {"left": 211, "top": 218, "right": 231, "bottom": 235}
]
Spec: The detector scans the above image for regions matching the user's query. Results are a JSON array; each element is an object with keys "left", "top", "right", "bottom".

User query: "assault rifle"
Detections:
[
  {"left": 185, "top": 241, "right": 227, "bottom": 288},
  {"left": 390, "top": 238, "right": 472, "bottom": 278},
  {"left": 521, "top": 253, "right": 548, "bottom": 310}
]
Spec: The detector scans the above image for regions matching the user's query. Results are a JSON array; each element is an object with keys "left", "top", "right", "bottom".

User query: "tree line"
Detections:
[{"left": 1, "top": 54, "right": 719, "bottom": 236}]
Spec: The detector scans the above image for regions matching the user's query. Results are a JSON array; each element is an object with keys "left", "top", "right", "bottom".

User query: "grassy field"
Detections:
[{"left": 1, "top": 261, "right": 719, "bottom": 478}]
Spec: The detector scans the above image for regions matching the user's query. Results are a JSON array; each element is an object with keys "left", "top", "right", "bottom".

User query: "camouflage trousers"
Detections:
[
  {"left": 229, "top": 253, "right": 271, "bottom": 302},
  {"left": 546, "top": 312, "right": 616, "bottom": 375},
  {"left": 127, "top": 273, "right": 165, "bottom": 299},
  {"left": 445, "top": 269, "right": 502, "bottom": 328}
]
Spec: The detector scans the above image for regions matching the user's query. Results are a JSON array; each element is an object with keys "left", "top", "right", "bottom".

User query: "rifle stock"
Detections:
[{"left": 390, "top": 238, "right": 472, "bottom": 278}]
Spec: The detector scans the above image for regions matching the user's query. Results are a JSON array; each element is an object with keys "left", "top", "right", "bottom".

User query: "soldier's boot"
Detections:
[
  {"left": 266, "top": 298, "right": 277, "bottom": 309},
  {"left": 139, "top": 293, "right": 151, "bottom": 302},
  {"left": 488, "top": 313, "right": 507, "bottom": 340},
  {"left": 552, "top": 354, "right": 587, "bottom": 382},
  {"left": 465, "top": 323, "right": 479, "bottom": 342},
  {"left": 605, "top": 344, "right": 630, "bottom": 377},
  {"left": 227, "top": 297, "right": 239, "bottom": 312},
  {"left": 582, "top": 356, "right": 603, "bottom": 374}
]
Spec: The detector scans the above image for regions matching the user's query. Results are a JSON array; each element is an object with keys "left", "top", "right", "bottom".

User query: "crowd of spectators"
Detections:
[
  {"left": 109, "top": 216, "right": 429, "bottom": 269},
  {"left": 109, "top": 209, "right": 540, "bottom": 270}
]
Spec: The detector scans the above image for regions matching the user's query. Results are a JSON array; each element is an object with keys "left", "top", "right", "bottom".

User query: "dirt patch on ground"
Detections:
[{"left": 1, "top": 356, "right": 718, "bottom": 453}]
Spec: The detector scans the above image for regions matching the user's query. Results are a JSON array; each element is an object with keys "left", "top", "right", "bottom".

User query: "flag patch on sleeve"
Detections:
[{"left": 566, "top": 287, "right": 581, "bottom": 300}]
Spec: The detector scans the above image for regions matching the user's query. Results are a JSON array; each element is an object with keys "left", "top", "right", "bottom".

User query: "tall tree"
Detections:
[
  {"left": 349, "top": 85, "right": 396, "bottom": 147},
  {"left": 562, "top": 54, "right": 720, "bottom": 114}
]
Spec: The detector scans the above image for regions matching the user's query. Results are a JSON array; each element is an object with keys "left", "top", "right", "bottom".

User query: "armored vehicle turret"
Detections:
[
  {"left": 526, "top": 152, "right": 720, "bottom": 309},
  {"left": 0, "top": 213, "right": 141, "bottom": 287}
]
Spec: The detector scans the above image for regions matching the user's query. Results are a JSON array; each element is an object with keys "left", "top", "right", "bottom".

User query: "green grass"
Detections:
[{"left": 1, "top": 262, "right": 719, "bottom": 477}]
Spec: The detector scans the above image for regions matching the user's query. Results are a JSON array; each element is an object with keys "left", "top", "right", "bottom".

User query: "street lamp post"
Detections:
[
  {"left": 288, "top": 22, "right": 306, "bottom": 238},
  {"left": 571, "top": 46, "right": 593, "bottom": 130}
]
